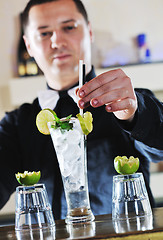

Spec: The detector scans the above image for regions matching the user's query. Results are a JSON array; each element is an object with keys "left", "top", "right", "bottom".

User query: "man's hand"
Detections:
[{"left": 77, "top": 69, "right": 138, "bottom": 121}]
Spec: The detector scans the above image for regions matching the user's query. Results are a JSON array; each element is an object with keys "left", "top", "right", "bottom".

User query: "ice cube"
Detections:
[
  {"left": 59, "top": 154, "right": 73, "bottom": 177},
  {"left": 63, "top": 143, "right": 81, "bottom": 163},
  {"left": 55, "top": 140, "right": 68, "bottom": 154},
  {"left": 58, "top": 143, "right": 82, "bottom": 178},
  {"left": 71, "top": 161, "right": 85, "bottom": 186},
  {"left": 66, "top": 129, "right": 81, "bottom": 144},
  {"left": 64, "top": 175, "right": 81, "bottom": 191},
  {"left": 62, "top": 165, "right": 73, "bottom": 178},
  {"left": 52, "top": 129, "right": 68, "bottom": 152}
]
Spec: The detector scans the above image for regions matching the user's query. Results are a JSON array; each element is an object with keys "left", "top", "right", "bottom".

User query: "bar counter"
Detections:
[{"left": 0, "top": 207, "right": 163, "bottom": 239}]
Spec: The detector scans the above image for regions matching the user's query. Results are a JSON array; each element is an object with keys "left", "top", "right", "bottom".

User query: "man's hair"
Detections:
[{"left": 21, "top": 0, "right": 89, "bottom": 33}]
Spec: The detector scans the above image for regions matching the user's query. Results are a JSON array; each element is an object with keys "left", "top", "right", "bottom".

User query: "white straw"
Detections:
[{"left": 79, "top": 60, "right": 84, "bottom": 116}]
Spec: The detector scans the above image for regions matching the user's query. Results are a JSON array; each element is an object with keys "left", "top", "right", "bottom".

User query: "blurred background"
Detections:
[{"left": 0, "top": 0, "right": 163, "bottom": 225}]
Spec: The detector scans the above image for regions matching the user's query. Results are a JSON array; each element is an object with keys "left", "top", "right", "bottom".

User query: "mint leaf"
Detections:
[
  {"left": 60, "top": 121, "right": 73, "bottom": 130},
  {"left": 65, "top": 114, "right": 72, "bottom": 120},
  {"left": 51, "top": 113, "right": 73, "bottom": 131},
  {"left": 53, "top": 112, "right": 60, "bottom": 123}
]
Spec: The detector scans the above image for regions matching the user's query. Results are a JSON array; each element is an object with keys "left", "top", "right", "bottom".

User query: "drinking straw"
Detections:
[
  {"left": 79, "top": 60, "right": 85, "bottom": 116},
  {"left": 79, "top": 60, "right": 86, "bottom": 174}
]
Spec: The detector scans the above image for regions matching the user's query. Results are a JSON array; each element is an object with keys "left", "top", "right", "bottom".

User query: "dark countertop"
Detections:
[{"left": 0, "top": 207, "right": 163, "bottom": 239}]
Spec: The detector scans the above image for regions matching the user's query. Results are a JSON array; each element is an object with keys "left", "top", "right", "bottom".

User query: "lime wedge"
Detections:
[
  {"left": 76, "top": 111, "right": 93, "bottom": 135},
  {"left": 114, "top": 156, "right": 139, "bottom": 175},
  {"left": 15, "top": 171, "right": 41, "bottom": 186},
  {"left": 36, "top": 108, "right": 56, "bottom": 135}
]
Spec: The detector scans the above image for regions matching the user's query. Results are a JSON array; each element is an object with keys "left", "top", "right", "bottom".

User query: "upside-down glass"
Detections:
[
  {"left": 112, "top": 173, "right": 152, "bottom": 220},
  {"left": 15, "top": 184, "right": 55, "bottom": 230},
  {"left": 48, "top": 118, "right": 94, "bottom": 224}
]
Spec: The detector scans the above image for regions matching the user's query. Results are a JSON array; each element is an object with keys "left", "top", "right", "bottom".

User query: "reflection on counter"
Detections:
[
  {"left": 113, "top": 214, "right": 153, "bottom": 234},
  {"left": 16, "top": 227, "right": 56, "bottom": 240},
  {"left": 66, "top": 222, "right": 96, "bottom": 239}
]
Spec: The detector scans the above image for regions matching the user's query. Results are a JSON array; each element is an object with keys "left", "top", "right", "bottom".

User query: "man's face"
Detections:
[{"left": 24, "top": 0, "right": 92, "bottom": 90}]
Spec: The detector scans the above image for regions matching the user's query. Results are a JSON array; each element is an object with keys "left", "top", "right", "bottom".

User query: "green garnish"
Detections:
[
  {"left": 52, "top": 114, "right": 73, "bottom": 131},
  {"left": 15, "top": 171, "right": 41, "bottom": 186},
  {"left": 36, "top": 109, "right": 73, "bottom": 134},
  {"left": 114, "top": 156, "right": 140, "bottom": 175}
]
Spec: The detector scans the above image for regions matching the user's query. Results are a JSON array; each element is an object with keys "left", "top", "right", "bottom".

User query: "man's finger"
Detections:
[{"left": 78, "top": 69, "right": 124, "bottom": 98}]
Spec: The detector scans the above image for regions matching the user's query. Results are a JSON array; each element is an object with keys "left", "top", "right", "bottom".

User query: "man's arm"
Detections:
[{"left": 0, "top": 111, "right": 21, "bottom": 209}]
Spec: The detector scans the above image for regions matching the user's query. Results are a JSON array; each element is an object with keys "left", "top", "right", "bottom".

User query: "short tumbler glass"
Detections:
[
  {"left": 15, "top": 184, "right": 55, "bottom": 230},
  {"left": 112, "top": 173, "right": 152, "bottom": 220}
]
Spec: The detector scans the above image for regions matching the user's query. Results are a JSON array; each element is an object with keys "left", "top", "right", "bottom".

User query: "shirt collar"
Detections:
[{"left": 38, "top": 66, "right": 96, "bottom": 110}]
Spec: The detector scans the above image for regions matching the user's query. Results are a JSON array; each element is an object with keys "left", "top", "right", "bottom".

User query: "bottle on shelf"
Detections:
[
  {"left": 17, "top": 13, "right": 41, "bottom": 77},
  {"left": 137, "top": 33, "right": 151, "bottom": 63}
]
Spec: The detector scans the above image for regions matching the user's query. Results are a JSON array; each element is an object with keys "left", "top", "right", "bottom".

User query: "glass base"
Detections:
[
  {"left": 65, "top": 207, "right": 95, "bottom": 224},
  {"left": 15, "top": 211, "right": 55, "bottom": 231}
]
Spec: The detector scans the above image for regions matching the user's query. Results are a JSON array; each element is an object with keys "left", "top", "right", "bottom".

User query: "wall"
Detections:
[
  {"left": 0, "top": 0, "right": 163, "bottom": 118},
  {"left": 8, "top": 63, "right": 163, "bottom": 108},
  {"left": 83, "top": 0, "right": 163, "bottom": 67},
  {"left": 0, "top": 0, "right": 28, "bottom": 118}
]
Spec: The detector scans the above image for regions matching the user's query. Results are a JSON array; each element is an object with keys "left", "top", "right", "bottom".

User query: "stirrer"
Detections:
[{"left": 79, "top": 60, "right": 85, "bottom": 116}]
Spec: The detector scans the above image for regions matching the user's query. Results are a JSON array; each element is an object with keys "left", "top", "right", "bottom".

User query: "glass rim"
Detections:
[
  {"left": 48, "top": 117, "right": 77, "bottom": 123},
  {"left": 16, "top": 183, "right": 45, "bottom": 191},
  {"left": 113, "top": 172, "right": 143, "bottom": 181},
  {"left": 47, "top": 117, "right": 79, "bottom": 128}
]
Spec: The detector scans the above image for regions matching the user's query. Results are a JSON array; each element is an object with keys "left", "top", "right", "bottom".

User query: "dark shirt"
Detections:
[{"left": 0, "top": 67, "right": 163, "bottom": 219}]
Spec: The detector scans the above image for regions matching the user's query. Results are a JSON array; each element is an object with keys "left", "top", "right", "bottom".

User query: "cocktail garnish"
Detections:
[
  {"left": 52, "top": 114, "right": 73, "bottom": 131},
  {"left": 36, "top": 109, "right": 73, "bottom": 135},
  {"left": 36, "top": 109, "right": 55, "bottom": 135},
  {"left": 76, "top": 111, "right": 93, "bottom": 135},
  {"left": 15, "top": 171, "right": 41, "bottom": 186},
  {"left": 114, "top": 156, "right": 139, "bottom": 175}
]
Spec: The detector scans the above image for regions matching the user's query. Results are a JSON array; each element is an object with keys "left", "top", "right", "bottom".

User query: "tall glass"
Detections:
[{"left": 48, "top": 118, "right": 94, "bottom": 224}]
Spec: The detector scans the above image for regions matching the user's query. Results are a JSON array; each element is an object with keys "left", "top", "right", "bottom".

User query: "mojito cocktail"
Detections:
[{"left": 48, "top": 117, "right": 94, "bottom": 224}]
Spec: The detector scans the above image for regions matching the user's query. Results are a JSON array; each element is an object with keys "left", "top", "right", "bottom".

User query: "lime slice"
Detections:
[
  {"left": 114, "top": 156, "right": 139, "bottom": 175},
  {"left": 36, "top": 108, "right": 56, "bottom": 135},
  {"left": 76, "top": 111, "right": 93, "bottom": 135},
  {"left": 15, "top": 171, "right": 41, "bottom": 186}
]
